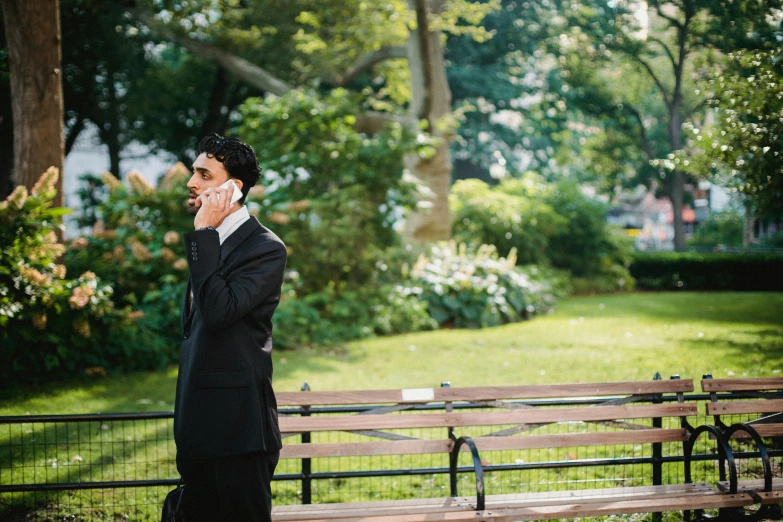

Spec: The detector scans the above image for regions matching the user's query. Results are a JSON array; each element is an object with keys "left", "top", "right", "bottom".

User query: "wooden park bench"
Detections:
[
  {"left": 696, "top": 376, "right": 783, "bottom": 519},
  {"left": 269, "top": 377, "right": 766, "bottom": 521}
]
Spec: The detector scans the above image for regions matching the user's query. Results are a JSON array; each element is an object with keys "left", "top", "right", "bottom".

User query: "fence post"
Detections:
[
  {"left": 651, "top": 373, "right": 663, "bottom": 522},
  {"left": 300, "top": 382, "right": 312, "bottom": 505},
  {"left": 442, "top": 382, "right": 460, "bottom": 496}
]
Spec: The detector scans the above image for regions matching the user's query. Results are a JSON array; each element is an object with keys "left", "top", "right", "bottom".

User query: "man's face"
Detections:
[{"left": 187, "top": 153, "right": 231, "bottom": 216}]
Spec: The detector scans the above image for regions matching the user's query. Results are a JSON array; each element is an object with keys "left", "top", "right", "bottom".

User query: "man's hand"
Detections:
[{"left": 193, "top": 184, "right": 236, "bottom": 229}]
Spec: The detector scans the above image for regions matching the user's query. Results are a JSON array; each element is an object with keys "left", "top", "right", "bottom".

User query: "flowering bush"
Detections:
[
  {"left": 65, "top": 165, "right": 196, "bottom": 353},
  {"left": 403, "top": 241, "right": 563, "bottom": 329},
  {"left": 371, "top": 285, "right": 439, "bottom": 335},
  {"left": 0, "top": 169, "right": 167, "bottom": 387}
]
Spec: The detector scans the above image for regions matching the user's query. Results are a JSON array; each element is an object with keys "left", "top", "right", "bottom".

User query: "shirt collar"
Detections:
[{"left": 216, "top": 205, "right": 251, "bottom": 244}]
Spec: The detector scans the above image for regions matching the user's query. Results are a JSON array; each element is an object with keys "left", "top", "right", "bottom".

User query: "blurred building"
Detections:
[{"left": 607, "top": 182, "right": 733, "bottom": 250}]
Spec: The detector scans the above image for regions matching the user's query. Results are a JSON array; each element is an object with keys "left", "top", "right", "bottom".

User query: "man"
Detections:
[{"left": 174, "top": 134, "right": 287, "bottom": 521}]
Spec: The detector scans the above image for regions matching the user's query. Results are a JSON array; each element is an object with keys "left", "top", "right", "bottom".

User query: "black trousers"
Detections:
[{"left": 176, "top": 450, "right": 279, "bottom": 522}]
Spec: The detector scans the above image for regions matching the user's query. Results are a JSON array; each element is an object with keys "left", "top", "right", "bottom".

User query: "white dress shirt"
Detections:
[{"left": 216, "top": 205, "right": 251, "bottom": 245}]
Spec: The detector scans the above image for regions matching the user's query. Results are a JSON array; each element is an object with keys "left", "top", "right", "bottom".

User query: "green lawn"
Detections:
[
  {"left": 1, "top": 292, "right": 782, "bottom": 521},
  {"left": 2, "top": 292, "right": 782, "bottom": 415}
]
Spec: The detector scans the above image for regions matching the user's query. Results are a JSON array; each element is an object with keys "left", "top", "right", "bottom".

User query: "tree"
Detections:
[
  {"left": 544, "top": 0, "right": 781, "bottom": 250},
  {"left": 0, "top": 19, "right": 13, "bottom": 199},
  {"left": 1, "top": 0, "right": 64, "bottom": 205},
  {"left": 134, "top": 0, "right": 498, "bottom": 242},
  {"left": 681, "top": 49, "right": 783, "bottom": 220}
]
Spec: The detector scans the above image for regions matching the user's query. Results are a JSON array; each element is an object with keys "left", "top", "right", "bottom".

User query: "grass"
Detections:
[
  {"left": 1, "top": 291, "right": 782, "bottom": 520},
  {"left": 3, "top": 291, "right": 782, "bottom": 415}
]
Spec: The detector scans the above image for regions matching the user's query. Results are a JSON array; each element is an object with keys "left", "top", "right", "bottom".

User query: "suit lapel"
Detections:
[
  {"left": 181, "top": 217, "right": 262, "bottom": 334},
  {"left": 218, "top": 217, "right": 261, "bottom": 266}
]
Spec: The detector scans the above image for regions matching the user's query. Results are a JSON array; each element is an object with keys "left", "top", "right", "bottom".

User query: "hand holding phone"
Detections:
[{"left": 219, "top": 179, "right": 243, "bottom": 206}]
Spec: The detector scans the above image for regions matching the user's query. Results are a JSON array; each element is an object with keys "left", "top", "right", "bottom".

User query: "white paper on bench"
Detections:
[{"left": 401, "top": 388, "right": 435, "bottom": 402}]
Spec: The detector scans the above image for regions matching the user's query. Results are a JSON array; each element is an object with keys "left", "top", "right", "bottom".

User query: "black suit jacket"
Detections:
[{"left": 174, "top": 217, "right": 287, "bottom": 458}]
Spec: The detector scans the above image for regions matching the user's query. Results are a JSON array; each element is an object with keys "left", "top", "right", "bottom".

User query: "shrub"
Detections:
[
  {"left": 688, "top": 211, "right": 744, "bottom": 249},
  {"left": 630, "top": 252, "right": 783, "bottom": 291},
  {"left": 450, "top": 176, "right": 564, "bottom": 266},
  {"left": 0, "top": 170, "right": 167, "bottom": 388},
  {"left": 451, "top": 175, "right": 633, "bottom": 292},
  {"left": 371, "top": 285, "right": 439, "bottom": 336},
  {"left": 403, "top": 241, "right": 562, "bottom": 329},
  {"left": 236, "top": 90, "right": 423, "bottom": 296}
]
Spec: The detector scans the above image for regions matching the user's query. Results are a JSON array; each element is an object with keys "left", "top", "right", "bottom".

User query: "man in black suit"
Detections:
[{"left": 174, "top": 134, "right": 287, "bottom": 521}]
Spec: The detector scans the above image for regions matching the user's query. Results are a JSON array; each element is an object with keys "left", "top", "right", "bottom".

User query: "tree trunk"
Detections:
[
  {"left": 669, "top": 170, "right": 686, "bottom": 251},
  {"left": 743, "top": 204, "right": 756, "bottom": 247},
  {"left": 100, "top": 66, "right": 122, "bottom": 177},
  {"left": 668, "top": 89, "right": 686, "bottom": 251},
  {"left": 0, "top": 18, "right": 13, "bottom": 200},
  {"left": 1, "top": 0, "right": 64, "bottom": 205},
  {"left": 404, "top": 0, "right": 453, "bottom": 242},
  {"left": 202, "top": 68, "right": 230, "bottom": 136}
]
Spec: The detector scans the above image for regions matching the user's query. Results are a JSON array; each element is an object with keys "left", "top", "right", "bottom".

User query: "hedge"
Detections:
[{"left": 630, "top": 252, "right": 783, "bottom": 291}]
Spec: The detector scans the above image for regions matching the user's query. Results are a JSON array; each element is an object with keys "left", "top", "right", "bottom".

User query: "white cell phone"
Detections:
[{"left": 218, "top": 179, "right": 243, "bottom": 205}]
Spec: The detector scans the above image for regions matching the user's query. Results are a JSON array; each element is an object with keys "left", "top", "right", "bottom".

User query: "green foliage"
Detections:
[
  {"left": 687, "top": 212, "right": 744, "bottom": 249},
  {"left": 681, "top": 49, "right": 783, "bottom": 217},
  {"left": 0, "top": 171, "right": 168, "bottom": 388},
  {"left": 761, "top": 232, "right": 783, "bottom": 249},
  {"left": 630, "top": 252, "right": 783, "bottom": 291},
  {"left": 236, "top": 89, "right": 420, "bottom": 293},
  {"left": 273, "top": 286, "right": 374, "bottom": 349},
  {"left": 450, "top": 176, "right": 564, "bottom": 266},
  {"left": 451, "top": 175, "right": 633, "bottom": 291},
  {"left": 404, "top": 241, "right": 560, "bottom": 329},
  {"left": 371, "top": 285, "right": 439, "bottom": 336},
  {"left": 543, "top": 180, "right": 633, "bottom": 278}
]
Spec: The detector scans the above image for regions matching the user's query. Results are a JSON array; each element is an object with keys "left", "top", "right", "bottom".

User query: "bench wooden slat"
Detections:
[
  {"left": 280, "top": 439, "right": 453, "bottom": 458},
  {"left": 273, "top": 491, "right": 753, "bottom": 521},
  {"left": 273, "top": 483, "right": 716, "bottom": 519},
  {"left": 706, "top": 399, "right": 783, "bottom": 415},
  {"left": 756, "top": 491, "right": 783, "bottom": 505},
  {"left": 702, "top": 377, "right": 783, "bottom": 392},
  {"left": 276, "top": 380, "right": 694, "bottom": 406},
  {"left": 279, "top": 428, "right": 689, "bottom": 459},
  {"left": 717, "top": 478, "right": 783, "bottom": 493},
  {"left": 273, "top": 497, "right": 474, "bottom": 516},
  {"left": 279, "top": 403, "right": 696, "bottom": 433},
  {"left": 468, "top": 428, "right": 689, "bottom": 451}
]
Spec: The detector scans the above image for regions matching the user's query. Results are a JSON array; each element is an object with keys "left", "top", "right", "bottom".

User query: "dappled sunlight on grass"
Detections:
[{"left": 1, "top": 292, "right": 781, "bottom": 415}]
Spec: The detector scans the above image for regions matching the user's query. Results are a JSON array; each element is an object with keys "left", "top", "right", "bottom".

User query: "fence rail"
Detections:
[{"left": 0, "top": 388, "right": 774, "bottom": 521}]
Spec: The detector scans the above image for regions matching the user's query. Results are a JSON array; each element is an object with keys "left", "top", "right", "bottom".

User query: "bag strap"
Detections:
[{"left": 174, "top": 478, "right": 185, "bottom": 516}]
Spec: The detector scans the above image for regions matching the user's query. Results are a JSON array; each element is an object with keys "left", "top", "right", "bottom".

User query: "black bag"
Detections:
[{"left": 161, "top": 479, "right": 185, "bottom": 522}]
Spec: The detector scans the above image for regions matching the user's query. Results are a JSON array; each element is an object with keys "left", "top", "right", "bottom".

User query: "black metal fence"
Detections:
[{"left": 0, "top": 387, "right": 776, "bottom": 521}]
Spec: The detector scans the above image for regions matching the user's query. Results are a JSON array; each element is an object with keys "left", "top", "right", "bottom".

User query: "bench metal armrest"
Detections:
[
  {"left": 449, "top": 436, "right": 485, "bottom": 512},
  {"left": 724, "top": 423, "right": 772, "bottom": 493},
  {"left": 684, "top": 424, "right": 738, "bottom": 493}
]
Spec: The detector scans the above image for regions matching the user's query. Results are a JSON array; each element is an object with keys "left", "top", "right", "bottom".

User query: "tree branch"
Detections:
[
  {"left": 655, "top": 5, "right": 683, "bottom": 29},
  {"left": 412, "top": 0, "right": 434, "bottom": 127},
  {"left": 647, "top": 36, "right": 677, "bottom": 71},
  {"left": 132, "top": 9, "right": 414, "bottom": 134},
  {"left": 328, "top": 46, "right": 408, "bottom": 87},
  {"left": 629, "top": 54, "right": 672, "bottom": 109},
  {"left": 624, "top": 103, "right": 656, "bottom": 162},
  {"left": 683, "top": 98, "right": 708, "bottom": 121},
  {"left": 132, "top": 9, "right": 293, "bottom": 96},
  {"left": 172, "top": 36, "right": 294, "bottom": 96}
]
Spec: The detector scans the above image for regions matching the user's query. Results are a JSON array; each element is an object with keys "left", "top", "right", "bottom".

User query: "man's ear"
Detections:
[{"left": 232, "top": 179, "right": 244, "bottom": 193}]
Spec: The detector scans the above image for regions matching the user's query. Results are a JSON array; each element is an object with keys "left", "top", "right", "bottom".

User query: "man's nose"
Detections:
[{"left": 187, "top": 174, "right": 199, "bottom": 190}]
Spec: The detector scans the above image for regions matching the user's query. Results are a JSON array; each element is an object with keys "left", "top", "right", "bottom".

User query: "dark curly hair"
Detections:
[{"left": 197, "top": 133, "right": 261, "bottom": 205}]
